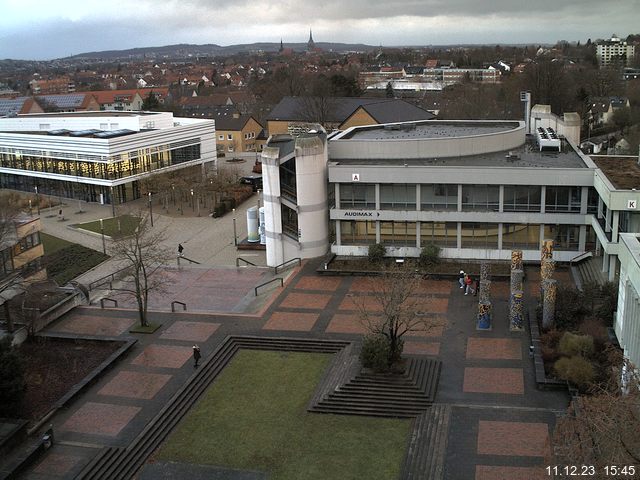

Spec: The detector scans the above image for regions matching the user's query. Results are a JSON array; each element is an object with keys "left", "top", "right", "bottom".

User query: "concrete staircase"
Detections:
[
  {"left": 575, "top": 256, "right": 607, "bottom": 287},
  {"left": 400, "top": 404, "right": 452, "bottom": 480}
]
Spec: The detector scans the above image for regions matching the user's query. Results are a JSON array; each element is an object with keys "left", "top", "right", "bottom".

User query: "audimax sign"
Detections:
[{"left": 341, "top": 210, "right": 381, "bottom": 218}]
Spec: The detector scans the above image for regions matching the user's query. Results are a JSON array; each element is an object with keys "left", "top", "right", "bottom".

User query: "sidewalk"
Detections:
[{"left": 39, "top": 192, "right": 267, "bottom": 288}]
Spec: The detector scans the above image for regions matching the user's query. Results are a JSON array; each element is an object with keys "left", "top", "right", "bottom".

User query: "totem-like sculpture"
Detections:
[
  {"left": 510, "top": 290, "right": 524, "bottom": 331},
  {"left": 542, "top": 279, "right": 557, "bottom": 329},
  {"left": 477, "top": 261, "right": 492, "bottom": 330},
  {"left": 509, "top": 250, "right": 525, "bottom": 331},
  {"left": 540, "top": 240, "right": 554, "bottom": 299}
]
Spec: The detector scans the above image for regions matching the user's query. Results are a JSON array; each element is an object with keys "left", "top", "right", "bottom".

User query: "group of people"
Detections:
[{"left": 458, "top": 270, "right": 479, "bottom": 296}]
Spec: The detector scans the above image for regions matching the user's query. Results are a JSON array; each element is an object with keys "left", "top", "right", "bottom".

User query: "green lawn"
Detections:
[
  {"left": 157, "top": 350, "right": 410, "bottom": 480},
  {"left": 41, "top": 233, "right": 109, "bottom": 285},
  {"left": 75, "top": 215, "right": 140, "bottom": 238}
]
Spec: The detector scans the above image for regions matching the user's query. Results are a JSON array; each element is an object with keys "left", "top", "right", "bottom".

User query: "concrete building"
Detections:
[
  {"left": 614, "top": 233, "right": 640, "bottom": 372},
  {"left": 0, "top": 111, "right": 216, "bottom": 205},
  {"left": 596, "top": 35, "right": 636, "bottom": 67}
]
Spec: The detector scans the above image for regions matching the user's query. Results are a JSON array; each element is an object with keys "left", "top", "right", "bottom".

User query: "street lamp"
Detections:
[
  {"left": 34, "top": 186, "right": 40, "bottom": 215},
  {"left": 190, "top": 189, "right": 194, "bottom": 212},
  {"left": 29, "top": 199, "right": 32, "bottom": 216},
  {"left": 232, "top": 208, "right": 237, "bottom": 246},
  {"left": 110, "top": 186, "right": 116, "bottom": 217},
  {"left": 148, "top": 192, "right": 153, "bottom": 227},
  {"left": 100, "top": 218, "right": 106, "bottom": 254}
]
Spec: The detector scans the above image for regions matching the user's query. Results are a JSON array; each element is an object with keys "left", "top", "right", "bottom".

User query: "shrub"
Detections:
[
  {"left": 368, "top": 243, "right": 386, "bottom": 264},
  {"left": 360, "top": 334, "right": 390, "bottom": 373},
  {"left": 554, "top": 356, "right": 595, "bottom": 389},
  {"left": 419, "top": 243, "right": 441, "bottom": 268},
  {"left": 558, "top": 332, "right": 594, "bottom": 357},
  {"left": 554, "top": 285, "right": 589, "bottom": 330},
  {"left": 596, "top": 281, "right": 618, "bottom": 326}
]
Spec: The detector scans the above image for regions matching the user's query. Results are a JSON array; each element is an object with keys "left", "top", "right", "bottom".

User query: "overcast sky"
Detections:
[{"left": 0, "top": 0, "right": 637, "bottom": 60}]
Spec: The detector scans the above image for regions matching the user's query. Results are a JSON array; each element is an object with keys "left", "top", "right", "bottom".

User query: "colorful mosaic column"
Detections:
[
  {"left": 542, "top": 279, "right": 557, "bottom": 329},
  {"left": 509, "top": 290, "right": 524, "bottom": 331},
  {"left": 511, "top": 250, "right": 523, "bottom": 271},
  {"left": 540, "top": 259, "right": 555, "bottom": 299},
  {"left": 479, "top": 280, "right": 491, "bottom": 304},
  {"left": 477, "top": 301, "right": 492, "bottom": 330},
  {"left": 510, "top": 269, "right": 524, "bottom": 294},
  {"left": 480, "top": 262, "right": 492, "bottom": 281},
  {"left": 541, "top": 239, "right": 553, "bottom": 262}
]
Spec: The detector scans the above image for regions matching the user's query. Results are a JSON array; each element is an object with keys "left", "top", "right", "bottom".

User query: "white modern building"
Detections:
[
  {"left": 0, "top": 111, "right": 216, "bottom": 205},
  {"left": 596, "top": 35, "right": 636, "bottom": 67}
]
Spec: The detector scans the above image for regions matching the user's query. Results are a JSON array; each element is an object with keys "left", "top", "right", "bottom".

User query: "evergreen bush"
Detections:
[
  {"left": 360, "top": 334, "right": 390, "bottom": 373},
  {"left": 367, "top": 243, "right": 386, "bottom": 264},
  {"left": 558, "top": 332, "right": 595, "bottom": 357}
]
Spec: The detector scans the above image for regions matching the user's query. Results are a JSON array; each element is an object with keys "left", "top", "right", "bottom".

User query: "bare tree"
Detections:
[
  {"left": 552, "top": 351, "right": 640, "bottom": 471},
  {"left": 352, "top": 268, "right": 443, "bottom": 366},
  {"left": 111, "top": 214, "right": 173, "bottom": 327}
]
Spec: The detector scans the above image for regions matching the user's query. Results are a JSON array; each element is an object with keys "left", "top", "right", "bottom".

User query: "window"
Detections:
[
  {"left": 543, "top": 224, "right": 580, "bottom": 251},
  {"left": 461, "top": 223, "right": 499, "bottom": 249},
  {"left": 15, "top": 232, "right": 41, "bottom": 254},
  {"left": 340, "top": 220, "right": 376, "bottom": 245},
  {"left": 380, "top": 184, "right": 415, "bottom": 210},
  {"left": 545, "top": 186, "right": 581, "bottom": 212},
  {"left": 340, "top": 184, "right": 375, "bottom": 209},
  {"left": 218, "top": 134, "right": 224, "bottom": 141},
  {"left": 228, "top": 145, "right": 234, "bottom": 152},
  {"left": 421, "top": 184, "right": 457, "bottom": 210},
  {"left": 279, "top": 158, "right": 297, "bottom": 201},
  {"left": 461, "top": 185, "right": 499, "bottom": 211},
  {"left": 503, "top": 186, "right": 541, "bottom": 212},
  {"left": 380, "top": 222, "right": 416, "bottom": 246},
  {"left": 227, "top": 134, "right": 233, "bottom": 140},
  {"left": 281, "top": 204, "right": 298, "bottom": 239},
  {"left": 502, "top": 224, "right": 540, "bottom": 250},
  {"left": 420, "top": 222, "right": 457, "bottom": 248}
]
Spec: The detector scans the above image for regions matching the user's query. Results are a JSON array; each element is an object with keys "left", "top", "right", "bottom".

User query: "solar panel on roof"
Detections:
[
  {"left": 48, "top": 129, "right": 70, "bottom": 136},
  {"left": 93, "top": 129, "right": 136, "bottom": 139},
  {"left": 69, "top": 129, "right": 101, "bottom": 137},
  {"left": 39, "top": 94, "right": 85, "bottom": 108}
]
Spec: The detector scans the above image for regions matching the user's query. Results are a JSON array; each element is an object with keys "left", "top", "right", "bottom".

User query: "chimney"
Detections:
[{"left": 233, "top": 112, "right": 240, "bottom": 119}]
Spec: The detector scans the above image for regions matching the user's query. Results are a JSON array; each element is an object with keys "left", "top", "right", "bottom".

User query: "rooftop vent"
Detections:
[{"left": 535, "top": 127, "right": 561, "bottom": 152}]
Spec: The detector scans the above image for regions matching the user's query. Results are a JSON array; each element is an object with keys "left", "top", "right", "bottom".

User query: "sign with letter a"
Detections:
[{"left": 352, "top": 173, "right": 360, "bottom": 182}]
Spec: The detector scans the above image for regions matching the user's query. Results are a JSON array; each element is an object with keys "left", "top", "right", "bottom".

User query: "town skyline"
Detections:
[{"left": 0, "top": 0, "right": 637, "bottom": 60}]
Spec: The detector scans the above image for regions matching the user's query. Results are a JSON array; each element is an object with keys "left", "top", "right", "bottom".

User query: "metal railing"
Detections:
[
  {"left": 171, "top": 301, "right": 187, "bottom": 312},
  {"left": 100, "top": 298, "right": 118, "bottom": 309},
  {"left": 177, "top": 256, "right": 201, "bottom": 265},
  {"left": 274, "top": 257, "right": 301, "bottom": 274},
  {"left": 255, "top": 277, "right": 283, "bottom": 296},
  {"left": 89, "top": 266, "right": 131, "bottom": 291},
  {"left": 236, "top": 257, "right": 257, "bottom": 267}
]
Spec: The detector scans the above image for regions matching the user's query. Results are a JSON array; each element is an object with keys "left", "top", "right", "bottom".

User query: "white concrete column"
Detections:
[
  {"left": 580, "top": 186, "right": 589, "bottom": 215},
  {"left": 609, "top": 255, "right": 617, "bottom": 282},
  {"left": 579, "top": 225, "right": 587, "bottom": 251},
  {"left": 498, "top": 185, "right": 504, "bottom": 213},
  {"left": 612, "top": 211, "right": 620, "bottom": 242},
  {"left": 540, "top": 186, "right": 546, "bottom": 214}
]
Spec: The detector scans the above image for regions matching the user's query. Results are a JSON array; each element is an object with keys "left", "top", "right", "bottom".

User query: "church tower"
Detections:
[{"left": 307, "top": 29, "right": 315, "bottom": 52}]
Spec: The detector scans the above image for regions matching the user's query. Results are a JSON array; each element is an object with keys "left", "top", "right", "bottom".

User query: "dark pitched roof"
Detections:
[{"left": 266, "top": 96, "right": 435, "bottom": 124}]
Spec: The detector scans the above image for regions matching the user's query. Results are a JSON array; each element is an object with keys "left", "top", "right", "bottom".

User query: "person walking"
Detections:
[
  {"left": 178, "top": 243, "right": 184, "bottom": 257},
  {"left": 464, "top": 274, "right": 474, "bottom": 295},
  {"left": 458, "top": 270, "right": 465, "bottom": 289},
  {"left": 192, "top": 345, "right": 201, "bottom": 367}
]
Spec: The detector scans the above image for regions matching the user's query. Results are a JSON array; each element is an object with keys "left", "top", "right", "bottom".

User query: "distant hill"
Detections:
[{"left": 67, "top": 42, "right": 379, "bottom": 60}]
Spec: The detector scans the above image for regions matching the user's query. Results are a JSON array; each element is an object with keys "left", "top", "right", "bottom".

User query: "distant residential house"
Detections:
[
  {"left": 0, "top": 97, "right": 44, "bottom": 116},
  {"left": 34, "top": 93, "right": 100, "bottom": 112},
  {"left": 84, "top": 90, "right": 144, "bottom": 111},
  {"left": 211, "top": 107, "right": 263, "bottom": 153},
  {"left": 596, "top": 34, "right": 636, "bottom": 67},
  {"left": 265, "top": 96, "right": 436, "bottom": 135},
  {"left": 589, "top": 96, "right": 631, "bottom": 126},
  {"left": 29, "top": 77, "right": 76, "bottom": 95}
]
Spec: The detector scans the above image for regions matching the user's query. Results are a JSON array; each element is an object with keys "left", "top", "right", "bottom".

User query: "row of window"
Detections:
[
  {"left": 14, "top": 232, "right": 41, "bottom": 255},
  {"left": 217, "top": 132, "right": 257, "bottom": 141},
  {"left": 0, "top": 144, "right": 201, "bottom": 181},
  {"left": 338, "top": 220, "right": 589, "bottom": 251},
  {"left": 338, "top": 184, "right": 597, "bottom": 213}
]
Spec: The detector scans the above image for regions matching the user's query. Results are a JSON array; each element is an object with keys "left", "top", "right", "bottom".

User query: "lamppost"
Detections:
[
  {"left": 148, "top": 192, "right": 153, "bottom": 227},
  {"left": 110, "top": 186, "right": 116, "bottom": 217},
  {"left": 34, "top": 186, "right": 40, "bottom": 215},
  {"left": 190, "top": 189, "right": 194, "bottom": 212},
  {"left": 232, "top": 208, "right": 237, "bottom": 246},
  {"left": 29, "top": 199, "right": 32, "bottom": 216},
  {"left": 100, "top": 218, "right": 106, "bottom": 254}
]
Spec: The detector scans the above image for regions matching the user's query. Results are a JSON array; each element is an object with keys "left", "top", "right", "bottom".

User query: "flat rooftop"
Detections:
[
  {"left": 14, "top": 111, "right": 158, "bottom": 118},
  {"left": 592, "top": 156, "right": 640, "bottom": 189},
  {"left": 339, "top": 121, "right": 520, "bottom": 140},
  {"left": 330, "top": 136, "right": 588, "bottom": 169}
]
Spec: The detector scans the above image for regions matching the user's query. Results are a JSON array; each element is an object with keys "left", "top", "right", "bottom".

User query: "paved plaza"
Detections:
[{"left": 8, "top": 195, "right": 570, "bottom": 479}]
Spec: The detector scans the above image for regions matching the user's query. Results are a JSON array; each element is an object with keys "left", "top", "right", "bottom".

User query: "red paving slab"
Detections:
[
  {"left": 404, "top": 341, "right": 440, "bottom": 356},
  {"left": 131, "top": 344, "right": 193, "bottom": 369},
  {"left": 110, "top": 267, "right": 268, "bottom": 312},
  {"left": 294, "top": 276, "right": 342, "bottom": 291},
  {"left": 466, "top": 338, "right": 522, "bottom": 360},
  {"left": 48, "top": 314, "right": 134, "bottom": 336},
  {"left": 61, "top": 402, "right": 141, "bottom": 437},
  {"left": 463, "top": 367, "right": 524, "bottom": 394},
  {"left": 278, "top": 292, "right": 332, "bottom": 310},
  {"left": 325, "top": 313, "right": 368, "bottom": 334},
  {"left": 159, "top": 321, "right": 220, "bottom": 342},
  {"left": 476, "top": 465, "right": 548, "bottom": 480},
  {"left": 98, "top": 371, "right": 172, "bottom": 399},
  {"left": 262, "top": 311, "right": 319, "bottom": 331},
  {"left": 339, "top": 294, "right": 384, "bottom": 312},
  {"left": 418, "top": 279, "right": 454, "bottom": 294},
  {"left": 477, "top": 420, "right": 550, "bottom": 457},
  {"left": 349, "top": 277, "right": 386, "bottom": 292},
  {"left": 32, "top": 453, "right": 84, "bottom": 476}
]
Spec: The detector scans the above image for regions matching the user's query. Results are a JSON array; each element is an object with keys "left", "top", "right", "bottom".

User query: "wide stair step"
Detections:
[{"left": 401, "top": 403, "right": 452, "bottom": 480}]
